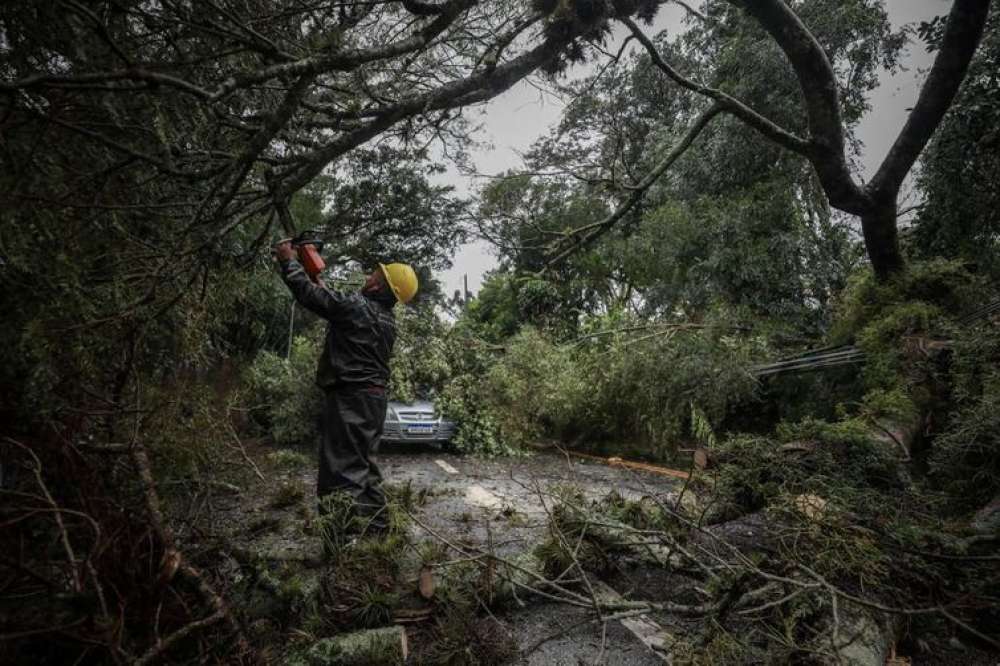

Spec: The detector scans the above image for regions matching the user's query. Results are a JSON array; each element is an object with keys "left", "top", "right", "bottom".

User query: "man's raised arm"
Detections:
[{"left": 275, "top": 241, "right": 349, "bottom": 321}]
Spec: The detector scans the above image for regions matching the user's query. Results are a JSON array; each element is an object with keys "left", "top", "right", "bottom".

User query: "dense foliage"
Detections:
[
  {"left": 911, "top": 12, "right": 1000, "bottom": 278},
  {"left": 246, "top": 330, "right": 325, "bottom": 448},
  {"left": 930, "top": 325, "right": 1000, "bottom": 508}
]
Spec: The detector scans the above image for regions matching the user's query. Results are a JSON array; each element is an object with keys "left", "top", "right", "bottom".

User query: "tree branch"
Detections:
[
  {"left": 210, "top": 0, "right": 476, "bottom": 100},
  {"left": 2, "top": 0, "right": 474, "bottom": 102},
  {"left": 543, "top": 103, "right": 724, "bottom": 271},
  {"left": 867, "top": 0, "right": 992, "bottom": 203},
  {"left": 624, "top": 18, "right": 810, "bottom": 156},
  {"left": 195, "top": 74, "right": 314, "bottom": 227},
  {"left": 725, "top": 0, "right": 867, "bottom": 213},
  {"left": 276, "top": 17, "right": 569, "bottom": 195}
]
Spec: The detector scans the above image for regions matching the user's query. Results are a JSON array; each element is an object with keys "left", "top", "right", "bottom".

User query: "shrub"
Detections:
[
  {"left": 438, "top": 373, "right": 513, "bottom": 457},
  {"left": 831, "top": 258, "right": 978, "bottom": 344},
  {"left": 439, "top": 314, "right": 763, "bottom": 459},
  {"left": 478, "top": 317, "right": 762, "bottom": 457},
  {"left": 929, "top": 325, "right": 1000, "bottom": 509},
  {"left": 389, "top": 304, "right": 452, "bottom": 403},
  {"left": 586, "top": 321, "right": 762, "bottom": 456},
  {"left": 710, "top": 417, "right": 902, "bottom": 520},
  {"left": 828, "top": 259, "right": 981, "bottom": 417},
  {"left": 483, "top": 327, "right": 588, "bottom": 448},
  {"left": 270, "top": 480, "right": 307, "bottom": 508},
  {"left": 245, "top": 331, "right": 323, "bottom": 447},
  {"left": 143, "top": 380, "right": 234, "bottom": 479}
]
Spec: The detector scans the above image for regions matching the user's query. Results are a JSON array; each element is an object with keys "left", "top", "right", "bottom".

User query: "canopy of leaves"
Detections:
[
  {"left": 0, "top": 0, "right": 655, "bottom": 426},
  {"left": 472, "top": 0, "right": 902, "bottom": 339},
  {"left": 910, "top": 12, "right": 1000, "bottom": 279}
]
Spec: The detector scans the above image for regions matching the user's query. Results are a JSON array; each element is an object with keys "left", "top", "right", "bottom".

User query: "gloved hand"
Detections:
[{"left": 273, "top": 239, "right": 296, "bottom": 263}]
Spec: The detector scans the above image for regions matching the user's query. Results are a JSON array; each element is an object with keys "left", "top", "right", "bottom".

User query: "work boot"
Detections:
[
  {"left": 355, "top": 499, "right": 390, "bottom": 539},
  {"left": 359, "top": 520, "right": 390, "bottom": 540}
]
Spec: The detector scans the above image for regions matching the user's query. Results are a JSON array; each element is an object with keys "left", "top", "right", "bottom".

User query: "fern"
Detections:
[{"left": 690, "top": 402, "right": 718, "bottom": 449}]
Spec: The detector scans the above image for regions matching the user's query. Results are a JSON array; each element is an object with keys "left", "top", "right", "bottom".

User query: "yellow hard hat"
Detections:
[{"left": 379, "top": 262, "right": 419, "bottom": 304}]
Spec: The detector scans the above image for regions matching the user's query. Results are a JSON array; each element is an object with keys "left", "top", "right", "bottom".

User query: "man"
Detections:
[{"left": 274, "top": 240, "right": 418, "bottom": 538}]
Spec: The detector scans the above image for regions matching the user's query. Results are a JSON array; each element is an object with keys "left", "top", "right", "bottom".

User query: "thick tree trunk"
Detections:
[{"left": 861, "top": 202, "right": 905, "bottom": 281}]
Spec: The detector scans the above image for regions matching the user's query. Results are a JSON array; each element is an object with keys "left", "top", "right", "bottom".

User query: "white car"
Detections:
[{"left": 382, "top": 400, "right": 456, "bottom": 444}]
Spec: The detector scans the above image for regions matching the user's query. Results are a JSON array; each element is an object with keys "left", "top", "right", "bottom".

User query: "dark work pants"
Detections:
[{"left": 318, "top": 386, "right": 388, "bottom": 528}]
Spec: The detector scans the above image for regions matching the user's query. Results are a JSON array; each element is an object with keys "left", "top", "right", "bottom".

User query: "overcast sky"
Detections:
[{"left": 437, "top": 1, "right": 949, "bottom": 300}]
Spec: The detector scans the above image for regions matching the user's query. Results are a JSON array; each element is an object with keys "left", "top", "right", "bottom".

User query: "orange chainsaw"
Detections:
[{"left": 273, "top": 197, "right": 326, "bottom": 283}]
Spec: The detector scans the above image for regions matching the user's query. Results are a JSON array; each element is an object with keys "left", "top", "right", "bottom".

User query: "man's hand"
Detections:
[{"left": 273, "top": 239, "right": 296, "bottom": 263}]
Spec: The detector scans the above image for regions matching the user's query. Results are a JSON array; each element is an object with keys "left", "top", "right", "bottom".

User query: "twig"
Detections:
[
  {"left": 594, "top": 621, "right": 608, "bottom": 665},
  {"left": 0, "top": 619, "right": 87, "bottom": 641},
  {"left": 225, "top": 413, "right": 265, "bottom": 481},
  {"left": 4, "top": 438, "right": 82, "bottom": 592},
  {"left": 534, "top": 479, "right": 605, "bottom": 620},
  {"left": 129, "top": 382, "right": 248, "bottom": 656},
  {"left": 736, "top": 585, "right": 812, "bottom": 616},
  {"left": 940, "top": 607, "right": 1000, "bottom": 651},
  {"left": 133, "top": 610, "right": 226, "bottom": 666}
]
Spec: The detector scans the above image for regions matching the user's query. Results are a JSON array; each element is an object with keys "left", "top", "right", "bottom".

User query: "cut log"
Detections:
[
  {"left": 299, "top": 625, "right": 408, "bottom": 665},
  {"left": 693, "top": 447, "right": 713, "bottom": 470},
  {"left": 792, "top": 493, "right": 828, "bottom": 521},
  {"left": 418, "top": 566, "right": 435, "bottom": 600}
]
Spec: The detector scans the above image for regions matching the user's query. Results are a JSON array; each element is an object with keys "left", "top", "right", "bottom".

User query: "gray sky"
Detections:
[{"left": 438, "top": 1, "right": 948, "bottom": 300}]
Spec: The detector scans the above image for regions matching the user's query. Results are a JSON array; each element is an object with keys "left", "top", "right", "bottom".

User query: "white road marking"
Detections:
[
  {"left": 594, "top": 581, "right": 673, "bottom": 662},
  {"left": 465, "top": 484, "right": 504, "bottom": 510},
  {"left": 435, "top": 459, "right": 460, "bottom": 475}
]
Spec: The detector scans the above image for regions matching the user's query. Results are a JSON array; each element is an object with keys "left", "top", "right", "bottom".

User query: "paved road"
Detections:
[
  {"left": 380, "top": 447, "right": 682, "bottom": 556},
  {"left": 217, "top": 444, "right": 685, "bottom": 664},
  {"left": 378, "top": 446, "right": 683, "bottom": 665}
]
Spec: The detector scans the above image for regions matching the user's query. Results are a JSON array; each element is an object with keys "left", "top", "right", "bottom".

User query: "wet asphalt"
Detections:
[
  {"left": 208, "top": 443, "right": 682, "bottom": 664},
  {"left": 378, "top": 445, "right": 681, "bottom": 665}
]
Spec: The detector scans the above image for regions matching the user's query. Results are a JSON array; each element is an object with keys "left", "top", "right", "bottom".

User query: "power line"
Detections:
[{"left": 753, "top": 298, "right": 1000, "bottom": 377}]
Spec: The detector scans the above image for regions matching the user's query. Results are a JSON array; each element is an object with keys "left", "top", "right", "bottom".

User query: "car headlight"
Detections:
[{"left": 387, "top": 407, "right": 398, "bottom": 420}]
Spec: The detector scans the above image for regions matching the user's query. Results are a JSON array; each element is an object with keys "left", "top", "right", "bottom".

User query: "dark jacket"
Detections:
[{"left": 280, "top": 259, "right": 396, "bottom": 389}]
